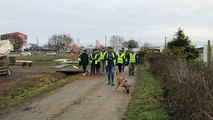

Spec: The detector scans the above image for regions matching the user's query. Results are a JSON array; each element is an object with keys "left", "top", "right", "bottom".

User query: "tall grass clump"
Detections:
[{"left": 144, "top": 54, "right": 213, "bottom": 120}]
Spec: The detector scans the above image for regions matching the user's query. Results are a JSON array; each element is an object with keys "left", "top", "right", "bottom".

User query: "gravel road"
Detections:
[{"left": 0, "top": 69, "right": 136, "bottom": 120}]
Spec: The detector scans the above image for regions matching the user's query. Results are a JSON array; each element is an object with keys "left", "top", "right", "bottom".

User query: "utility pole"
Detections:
[
  {"left": 207, "top": 40, "right": 211, "bottom": 67},
  {"left": 77, "top": 38, "right": 80, "bottom": 47},
  {"left": 36, "top": 37, "right": 39, "bottom": 51},
  {"left": 105, "top": 36, "right": 107, "bottom": 48},
  {"left": 164, "top": 37, "right": 167, "bottom": 49}
]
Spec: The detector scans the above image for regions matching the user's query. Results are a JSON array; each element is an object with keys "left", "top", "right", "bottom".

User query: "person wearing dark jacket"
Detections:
[
  {"left": 80, "top": 50, "right": 89, "bottom": 76},
  {"left": 95, "top": 50, "right": 101, "bottom": 75},
  {"left": 104, "top": 46, "right": 117, "bottom": 86}
]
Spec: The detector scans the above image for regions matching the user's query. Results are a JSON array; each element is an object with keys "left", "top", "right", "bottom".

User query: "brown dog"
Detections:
[{"left": 115, "top": 71, "right": 130, "bottom": 94}]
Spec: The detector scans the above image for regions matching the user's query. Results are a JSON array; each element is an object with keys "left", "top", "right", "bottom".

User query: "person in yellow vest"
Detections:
[
  {"left": 116, "top": 49, "right": 125, "bottom": 73},
  {"left": 127, "top": 49, "right": 138, "bottom": 76},
  {"left": 105, "top": 47, "right": 109, "bottom": 72},
  {"left": 99, "top": 48, "right": 106, "bottom": 74},
  {"left": 95, "top": 50, "right": 101, "bottom": 75},
  {"left": 121, "top": 48, "right": 126, "bottom": 72},
  {"left": 104, "top": 46, "right": 117, "bottom": 86},
  {"left": 89, "top": 50, "right": 96, "bottom": 76},
  {"left": 77, "top": 51, "right": 82, "bottom": 67}
]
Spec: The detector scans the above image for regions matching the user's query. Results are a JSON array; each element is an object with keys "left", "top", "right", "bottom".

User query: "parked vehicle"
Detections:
[{"left": 20, "top": 52, "right": 31, "bottom": 56}]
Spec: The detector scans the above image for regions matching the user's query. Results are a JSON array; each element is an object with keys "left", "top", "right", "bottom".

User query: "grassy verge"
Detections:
[
  {"left": 15, "top": 55, "right": 67, "bottom": 67},
  {"left": 0, "top": 73, "right": 80, "bottom": 110},
  {"left": 126, "top": 65, "right": 169, "bottom": 120}
]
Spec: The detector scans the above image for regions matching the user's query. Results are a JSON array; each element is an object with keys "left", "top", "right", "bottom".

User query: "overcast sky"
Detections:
[{"left": 0, "top": 0, "right": 213, "bottom": 47}]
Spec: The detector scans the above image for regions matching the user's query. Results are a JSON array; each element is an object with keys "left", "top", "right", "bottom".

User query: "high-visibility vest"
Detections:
[
  {"left": 122, "top": 51, "right": 126, "bottom": 60},
  {"left": 90, "top": 53, "right": 97, "bottom": 64},
  {"left": 129, "top": 53, "right": 136, "bottom": 63},
  {"left": 117, "top": 54, "right": 124, "bottom": 64},
  {"left": 105, "top": 52, "right": 116, "bottom": 65},
  {"left": 95, "top": 54, "right": 99, "bottom": 64},
  {"left": 78, "top": 53, "right": 82, "bottom": 61},
  {"left": 99, "top": 52, "right": 105, "bottom": 61}
]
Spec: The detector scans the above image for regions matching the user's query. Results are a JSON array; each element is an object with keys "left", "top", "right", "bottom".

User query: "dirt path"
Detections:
[{"left": 0, "top": 69, "right": 136, "bottom": 120}]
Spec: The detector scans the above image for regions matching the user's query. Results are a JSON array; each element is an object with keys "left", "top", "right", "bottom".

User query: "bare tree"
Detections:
[
  {"left": 123, "top": 39, "right": 138, "bottom": 49},
  {"left": 109, "top": 35, "right": 125, "bottom": 51},
  {"left": 143, "top": 42, "right": 151, "bottom": 48},
  {"left": 48, "top": 34, "right": 73, "bottom": 52},
  {"left": 10, "top": 38, "right": 24, "bottom": 52}
]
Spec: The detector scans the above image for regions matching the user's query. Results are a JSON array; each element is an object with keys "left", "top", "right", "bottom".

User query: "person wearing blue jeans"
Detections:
[
  {"left": 104, "top": 46, "right": 117, "bottom": 86},
  {"left": 107, "top": 65, "right": 115, "bottom": 85}
]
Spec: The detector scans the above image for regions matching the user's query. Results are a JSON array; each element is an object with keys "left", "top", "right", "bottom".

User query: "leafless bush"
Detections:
[{"left": 146, "top": 55, "right": 213, "bottom": 120}]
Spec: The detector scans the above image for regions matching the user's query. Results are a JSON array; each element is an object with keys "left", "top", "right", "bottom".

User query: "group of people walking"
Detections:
[{"left": 77, "top": 46, "right": 138, "bottom": 85}]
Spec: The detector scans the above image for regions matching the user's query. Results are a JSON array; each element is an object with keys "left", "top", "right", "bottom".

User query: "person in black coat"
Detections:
[{"left": 80, "top": 49, "right": 89, "bottom": 76}]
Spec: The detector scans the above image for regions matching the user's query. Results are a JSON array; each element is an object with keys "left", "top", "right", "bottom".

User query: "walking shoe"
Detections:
[
  {"left": 111, "top": 83, "right": 115, "bottom": 86},
  {"left": 107, "top": 82, "right": 111, "bottom": 85}
]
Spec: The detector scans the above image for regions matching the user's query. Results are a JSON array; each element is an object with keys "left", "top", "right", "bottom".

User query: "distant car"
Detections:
[
  {"left": 50, "top": 52, "right": 57, "bottom": 56},
  {"left": 46, "top": 52, "right": 57, "bottom": 56},
  {"left": 21, "top": 52, "right": 31, "bottom": 56}
]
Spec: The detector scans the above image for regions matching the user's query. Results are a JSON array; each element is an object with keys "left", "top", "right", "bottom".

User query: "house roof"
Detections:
[
  {"left": 0, "top": 40, "right": 13, "bottom": 57},
  {"left": 1, "top": 32, "right": 27, "bottom": 41}
]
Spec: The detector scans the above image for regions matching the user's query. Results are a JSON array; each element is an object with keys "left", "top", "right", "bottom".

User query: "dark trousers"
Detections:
[
  {"left": 96, "top": 62, "right": 100, "bottom": 74},
  {"left": 79, "top": 61, "right": 81, "bottom": 67},
  {"left": 91, "top": 63, "right": 96, "bottom": 75},
  {"left": 82, "top": 64, "right": 87, "bottom": 73},
  {"left": 117, "top": 63, "right": 123, "bottom": 73}
]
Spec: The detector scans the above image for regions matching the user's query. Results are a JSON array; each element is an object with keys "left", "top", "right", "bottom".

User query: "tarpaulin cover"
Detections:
[{"left": 0, "top": 40, "right": 13, "bottom": 57}]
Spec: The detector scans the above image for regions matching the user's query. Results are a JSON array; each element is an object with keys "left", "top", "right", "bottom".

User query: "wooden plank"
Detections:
[
  {"left": 60, "top": 61, "right": 79, "bottom": 64},
  {"left": 0, "top": 71, "right": 7, "bottom": 75},
  {"left": 53, "top": 64, "right": 71, "bottom": 69},
  {"left": 0, "top": 67, "right": 7, "bottom": 69},
  {"left": 0, "top": 69, "right": 7, "bottom": 72},
  {"left": 0, "top": 60, "right": 6, "bottom": 62},
  {"left": 16, "top": 60, "right": 32, "bottom": 63}
]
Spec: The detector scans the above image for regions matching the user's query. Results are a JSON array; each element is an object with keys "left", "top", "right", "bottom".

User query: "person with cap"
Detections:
[
  {"left": 99, "top": 48, "right": 106, "bottom": 74},
  {"left": 116, "top": 49, "right": 125, "bottom": 73},
  {"left": 127, "top": 49, "right": 138, "bottom": 76},
  {"left": 89, "top": 49, "right": 97, "bottom": 76},
  {"left": 104, "top": 46, "right": 117, "bottom": 86},
  {"left": 95, "top": 50, "right": 101, "bottom": 75},
  {"left": 80, "top": 49, "right": 89, "bottom": 76},
  {"left": 121, "top": 48, "right": 127, "bottom": 72},
  {"left": 105, "top": 47, "right": 109, "bottom": 72}
]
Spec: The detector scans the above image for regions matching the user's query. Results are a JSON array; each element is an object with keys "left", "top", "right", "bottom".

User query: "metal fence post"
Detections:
[{"left": 207, "top": 40, "right": 211, "bottom": 67}]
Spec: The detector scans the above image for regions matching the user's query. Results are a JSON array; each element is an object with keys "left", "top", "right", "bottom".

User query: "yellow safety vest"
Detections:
[
  {"left": 105, "top": 52, "right": 116, "bottom": 65},
  {"left": 78, "top": 53, "right": 82, "bottom": 61},
  {"left": 99, "top": 52, "right": 105, "bottom": 61},
  {"left": 95, "top": 54, "right": 99, "bottom": 64},
  {"left": 117, "top": 54, "right": 124, "bottom": 64},
  {"left": 129, "top": 53, "right": 136, "bottom": 63},
  {"left": 90, "top": 53, "right": 97, "bottom": 64},
  {"left": 122, "top": 51, "right": 126, "bottom": 60}
]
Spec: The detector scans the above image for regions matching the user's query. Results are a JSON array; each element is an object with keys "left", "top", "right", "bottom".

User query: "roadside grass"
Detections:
[
  {"left": 15, "top": 55, "right": 68, "bottom": 67},
  {"left": 126, "top": 65, "right": 169, "bottom": 120},
  {"left": 0, "top": 73, "right": 80, "bottom": 110}
]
